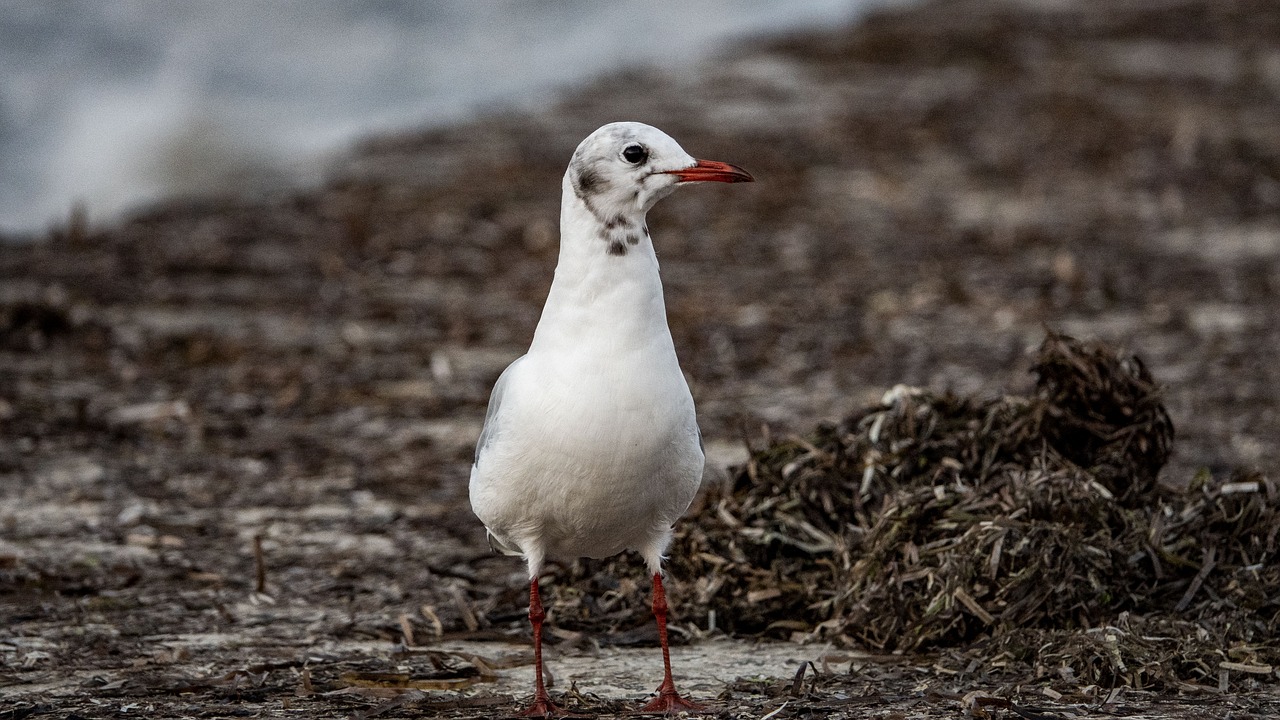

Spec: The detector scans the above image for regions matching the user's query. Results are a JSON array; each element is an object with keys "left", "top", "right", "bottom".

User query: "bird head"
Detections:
[{"left": 566, "top": 122, "right": 752, "bottom": 220}]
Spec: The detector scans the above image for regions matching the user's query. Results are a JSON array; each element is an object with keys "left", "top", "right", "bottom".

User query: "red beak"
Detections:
[{"left": 665, "top": 159, "right": 754, "bottom": 183}]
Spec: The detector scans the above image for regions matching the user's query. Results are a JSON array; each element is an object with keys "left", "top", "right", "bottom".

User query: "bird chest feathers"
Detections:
[{"left": 505, "top": 343, "right": 699, "bottom": 485}]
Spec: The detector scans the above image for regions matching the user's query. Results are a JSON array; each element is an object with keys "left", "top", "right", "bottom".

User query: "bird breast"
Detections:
[{"left": 470, "top": 345, "right": 704, "bottom": 561}]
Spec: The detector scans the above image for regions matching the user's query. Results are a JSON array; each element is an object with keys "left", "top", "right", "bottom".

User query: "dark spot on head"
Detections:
[
  {"left": 607, "top": 240, "right": 627, "bottom": 256},
  {"left": 573, "top": 164, "right": 601, "bottom": 197},
  {"left": 604, "top": 214, "right": 630, "bottom": 230},
  {"left": 626, "top": 233, "right": 641, "bottom": 245}
]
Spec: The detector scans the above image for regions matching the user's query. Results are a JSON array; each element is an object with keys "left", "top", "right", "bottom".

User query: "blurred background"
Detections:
[{"left": 0, "top": 0, "right": 897, "bottom": 235}]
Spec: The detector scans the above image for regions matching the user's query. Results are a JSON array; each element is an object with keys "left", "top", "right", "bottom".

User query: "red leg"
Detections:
[
  {"left": 519, "top": 577, "right": 563, "bottom": 717},
  {"left": 639, "top": 573, "right": 708, "bottom": 714}
]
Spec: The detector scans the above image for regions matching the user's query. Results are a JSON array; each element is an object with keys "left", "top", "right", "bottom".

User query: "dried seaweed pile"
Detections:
[{"left": 550, "top": 333, "right": 1279, "bottom": 688}]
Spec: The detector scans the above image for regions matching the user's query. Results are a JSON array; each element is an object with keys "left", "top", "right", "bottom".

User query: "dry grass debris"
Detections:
[{"left": 553, "top": 333, "right": 1278, "bottom": 690}]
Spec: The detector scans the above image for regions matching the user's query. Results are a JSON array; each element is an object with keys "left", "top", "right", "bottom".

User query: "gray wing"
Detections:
[{"left": 474, "top": 355, "right": 526, "bottom": 466}]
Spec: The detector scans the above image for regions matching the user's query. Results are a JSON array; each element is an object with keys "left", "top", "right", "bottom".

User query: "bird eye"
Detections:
[{"left": 621, "top": 144, "right": 648, "bottom": 165}]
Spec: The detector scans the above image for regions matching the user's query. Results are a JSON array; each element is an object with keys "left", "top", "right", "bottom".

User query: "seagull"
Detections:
[{"left": 469, "top": 121, "right": 752, "bottom": 716}]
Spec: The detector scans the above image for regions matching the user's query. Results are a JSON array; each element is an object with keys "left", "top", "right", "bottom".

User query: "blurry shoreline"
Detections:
[{"left": 0, "top": 0, "right": 891, "bottom": 236}]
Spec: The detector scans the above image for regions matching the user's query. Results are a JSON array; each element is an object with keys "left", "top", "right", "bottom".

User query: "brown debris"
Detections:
[
  {"left": 1031, "top": 332, "right": 1174, "bottom": 504},
  {"left": 253, "top": 533, "right": 268, "bottom": 594},
  {"left": 552, "top": 333, "right": 1278, "bottom": 690}
]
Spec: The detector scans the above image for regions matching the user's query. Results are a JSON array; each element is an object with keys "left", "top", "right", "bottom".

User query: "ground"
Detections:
[{"left": 2, "top": 0, "right": 1279, "bottom": 717}]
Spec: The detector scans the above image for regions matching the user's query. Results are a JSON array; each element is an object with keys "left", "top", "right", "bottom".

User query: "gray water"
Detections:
[{"left": 0, "top": 0, "right": 885, "bottom": 236}]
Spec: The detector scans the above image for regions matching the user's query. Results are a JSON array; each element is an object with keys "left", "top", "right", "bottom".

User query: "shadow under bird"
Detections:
[{"left": 469, "top": 121, "right": 753, "bottom": 715}]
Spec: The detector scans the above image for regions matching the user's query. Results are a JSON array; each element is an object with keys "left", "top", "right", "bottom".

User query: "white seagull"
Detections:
[{"left": 469, "top": 121, "right": 752, "bottom": 716}]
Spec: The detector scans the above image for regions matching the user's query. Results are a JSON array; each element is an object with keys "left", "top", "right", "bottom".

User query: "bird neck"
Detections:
[{"left": 528, "top": 185, "right": 671, "bottom": 355}]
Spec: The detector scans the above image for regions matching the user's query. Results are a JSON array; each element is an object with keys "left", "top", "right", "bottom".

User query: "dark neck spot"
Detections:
[
  {"left": 598, "top": 213, "right": 644, "bottom": 256},
  {"left": 569, "top": 157, "right": 646, "bottom": 258}
]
